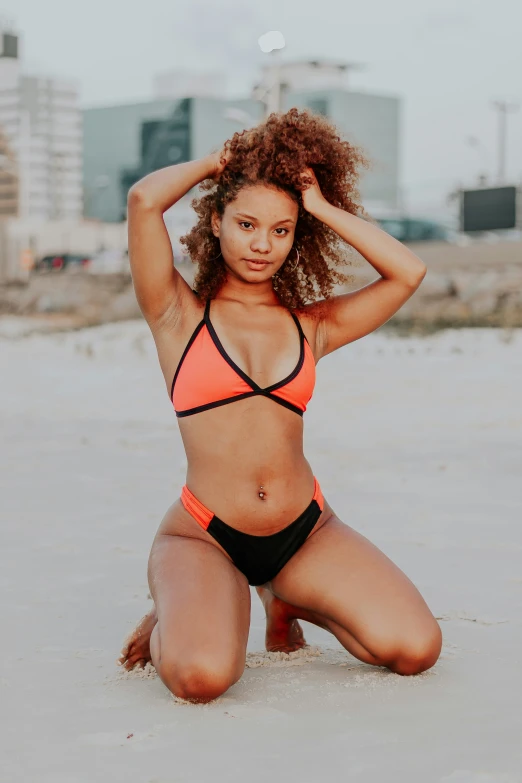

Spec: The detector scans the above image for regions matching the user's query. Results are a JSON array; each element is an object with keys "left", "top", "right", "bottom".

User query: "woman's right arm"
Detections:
[{"left": 127, "top": 154, "right": 218, "bottom": 327}]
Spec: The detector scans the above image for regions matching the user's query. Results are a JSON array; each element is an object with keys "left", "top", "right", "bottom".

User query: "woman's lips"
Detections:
[{"left": 245, "top": 259, "right": 271, "bottom": 270}]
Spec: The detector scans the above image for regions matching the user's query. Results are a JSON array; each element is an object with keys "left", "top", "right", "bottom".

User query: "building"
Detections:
[
  {"left": 0, "top": 124, "right": 18, "bottom": 217},
  {"left": 284, "top": 87, "right": 400, "bottom": 212},
  {"left": 83, "top": 96, "right": 263, "bottom": 224},
  {"left": 0, "top": 27, "right": 83, "bottom": 220},
  {"left": 257, "top": 59, "right": 364, "bottom": 94},
  {"left": 83, "top": 60, "right": 400, "bottom": 224},
  {"left": 257, "top": 60, "right": 400, "bottom": 213}
]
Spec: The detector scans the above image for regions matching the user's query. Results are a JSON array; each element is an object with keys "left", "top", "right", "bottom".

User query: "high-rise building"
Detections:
[
  {"left": 0, "top": 124, "right": 18, "bottom": 217},
  {"left": 0, "top": 27, "right": 83, "bottom": 220}
]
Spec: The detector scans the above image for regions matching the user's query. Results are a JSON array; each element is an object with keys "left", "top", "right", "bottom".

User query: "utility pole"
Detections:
[
  {"left": 491, "top": 100, "right": 519, "bottom": 184},
  {"left": 257, "top": 31, "right": 286, "bottom": 118},
  {"left": 266, "top": 48, "right": 282, "bottom": 117}
]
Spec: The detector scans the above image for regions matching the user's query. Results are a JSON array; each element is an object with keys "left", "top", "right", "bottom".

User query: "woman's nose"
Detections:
[{"left": 250, "top": 234, "right": 272, "bottom": 254}]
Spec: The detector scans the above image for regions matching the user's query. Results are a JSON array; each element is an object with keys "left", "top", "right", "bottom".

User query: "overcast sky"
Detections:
[{"left": 5, "top": 0, "right": 522, "bottom": 215}]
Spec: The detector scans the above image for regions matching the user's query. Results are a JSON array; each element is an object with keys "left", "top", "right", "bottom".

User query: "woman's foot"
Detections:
[
  {"left": 118, "top": 606, "right": 158, "bottom": 670},
  {"left": 256, "top": 586, "right": 307, "bottom": 653}
]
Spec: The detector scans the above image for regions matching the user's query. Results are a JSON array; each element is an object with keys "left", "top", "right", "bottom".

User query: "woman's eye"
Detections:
[{"left": 238, "top": 222, "right": 288, "bottom": 235}]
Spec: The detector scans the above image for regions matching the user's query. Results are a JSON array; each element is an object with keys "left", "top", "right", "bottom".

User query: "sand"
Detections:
[{"left": 1, "top": 318, "right": 521, "bottom": 782}]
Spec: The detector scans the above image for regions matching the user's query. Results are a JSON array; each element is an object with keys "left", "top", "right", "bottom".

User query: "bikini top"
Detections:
[{"left": 171, "top": 298, "right": 316, "bottom": 418}]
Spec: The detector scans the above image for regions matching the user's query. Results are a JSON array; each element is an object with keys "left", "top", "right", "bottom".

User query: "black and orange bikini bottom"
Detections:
[{"left": 180, "top": 477, "right": 324, "bottom": 586}]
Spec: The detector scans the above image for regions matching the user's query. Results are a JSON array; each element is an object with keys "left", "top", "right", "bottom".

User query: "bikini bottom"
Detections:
[{"left": 180, "top": 477, "right": 324, "bottom": 586}]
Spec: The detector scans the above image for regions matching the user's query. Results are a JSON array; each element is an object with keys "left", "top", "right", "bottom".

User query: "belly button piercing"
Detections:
[{"left": 258, "top": 485, "right": 265, "bottom": 499}]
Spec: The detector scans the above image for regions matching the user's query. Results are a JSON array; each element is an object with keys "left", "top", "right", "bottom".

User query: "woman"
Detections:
[{"left": 118, "top": 109, "right": 442, "bottom": 702}]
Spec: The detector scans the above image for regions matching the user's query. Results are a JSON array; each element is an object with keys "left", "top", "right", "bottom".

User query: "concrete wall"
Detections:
[
  {"left": 343, "top": 239, "right": 522, "bottom": 328},
  {"left": 334, "top": 90, "right": 400, "bottom": 210},
  {"left": 284, "top": 89, "right": 400, "bottom": 211}
]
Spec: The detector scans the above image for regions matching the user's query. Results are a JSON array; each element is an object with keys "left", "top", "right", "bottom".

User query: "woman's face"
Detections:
[{"left": 211, "top": 184, "right": 298, "bottom": 283}]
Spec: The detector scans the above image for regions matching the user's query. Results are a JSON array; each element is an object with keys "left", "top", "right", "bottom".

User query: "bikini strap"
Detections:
[
  {"left": 290, "top": 309, "right": 306, "bottom": 342},
  {"left": 204, "top": 299, "right": 306, "bottom": 346}
]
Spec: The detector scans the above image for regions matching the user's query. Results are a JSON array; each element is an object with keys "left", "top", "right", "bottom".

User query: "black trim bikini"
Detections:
[{"left": 170, "top": 298, "right": 324, "bottom": 586}]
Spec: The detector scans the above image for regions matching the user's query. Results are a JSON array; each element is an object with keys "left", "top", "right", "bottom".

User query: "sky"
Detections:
[{"left": 4, "top": 0, "right": 522, "bottom": 216}]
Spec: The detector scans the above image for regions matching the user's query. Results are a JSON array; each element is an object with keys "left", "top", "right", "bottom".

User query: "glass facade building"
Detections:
[{"left": 83, "top": 89, "right": 400, "bottom": 223}]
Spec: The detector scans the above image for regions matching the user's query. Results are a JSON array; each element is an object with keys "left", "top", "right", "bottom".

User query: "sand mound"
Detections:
[
  {"left": 118, "top": 645, "right": 324, "bottom": 681},
  {"left": 118, "top": 661, "right": 158, "bottom": 679},
  {"left": 245, "top": 645, "right": 322, "bottom": 668}
]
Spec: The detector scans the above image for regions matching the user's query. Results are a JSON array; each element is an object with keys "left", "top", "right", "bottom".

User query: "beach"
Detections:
[{"left": 1, "top": 318, "right": 521, "bottom": 782}]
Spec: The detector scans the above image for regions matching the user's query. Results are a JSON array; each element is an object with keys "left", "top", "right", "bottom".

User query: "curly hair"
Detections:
[{"left": 180, "top": 107, "right": 371, "bottom": 311}]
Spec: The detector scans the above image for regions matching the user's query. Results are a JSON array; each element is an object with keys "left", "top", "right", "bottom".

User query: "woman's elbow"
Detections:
[
  {"left": 406, "top": 259, "right": 427, "bottom": 289},
  {"left": 127, "top": 184, "right": 154, "bottom": 211}
]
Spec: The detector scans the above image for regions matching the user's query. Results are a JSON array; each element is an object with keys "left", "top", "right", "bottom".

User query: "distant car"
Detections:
[
  {"left": 35, "top": 253, "right": 91, "bottom": 271},
  {"left": 376, "top": 217, "right": 451, "bottom": 243}
]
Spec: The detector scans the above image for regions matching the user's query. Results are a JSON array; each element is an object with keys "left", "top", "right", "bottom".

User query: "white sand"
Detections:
[{"left": 1, "top": 319, "right": 521, "bottom": 782}]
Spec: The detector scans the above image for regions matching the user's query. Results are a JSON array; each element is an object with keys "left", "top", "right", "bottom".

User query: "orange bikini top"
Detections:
[{"left": 171, "top": 298, "right": 316, "bottom": 418}]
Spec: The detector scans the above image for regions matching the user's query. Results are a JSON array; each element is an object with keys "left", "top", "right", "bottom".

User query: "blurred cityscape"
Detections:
[{"left": 0, "top": 19, "right": 521, "bottom": 328}]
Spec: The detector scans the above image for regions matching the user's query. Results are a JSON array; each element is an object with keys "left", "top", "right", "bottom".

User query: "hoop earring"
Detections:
[{"left": 211, "top": 251, "right": 222, "bottom": 261}]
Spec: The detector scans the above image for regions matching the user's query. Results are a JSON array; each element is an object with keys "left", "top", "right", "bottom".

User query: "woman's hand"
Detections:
[
  {"left": 207, "top": 142, "right": 232, "bottom": 179},
  {"left": 299, "top": 167, "right": 328, "bottom": 215}
]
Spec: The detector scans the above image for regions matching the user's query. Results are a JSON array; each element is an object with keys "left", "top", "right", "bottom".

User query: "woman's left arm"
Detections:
[{"left": 301, "top": 169, "right": 427, "bottom": 358}]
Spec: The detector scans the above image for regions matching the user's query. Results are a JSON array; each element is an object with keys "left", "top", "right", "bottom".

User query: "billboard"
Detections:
[{"left": 460, "top": 186, "right": 518, "bottom": 232}]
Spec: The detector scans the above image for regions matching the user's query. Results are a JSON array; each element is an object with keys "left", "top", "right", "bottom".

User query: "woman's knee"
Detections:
[
  {"left": 385, "top": 621, "right": 443, "bottom": 675},
  {"left": 157, "top": 654, "right": 243, "bottom": 703}
]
